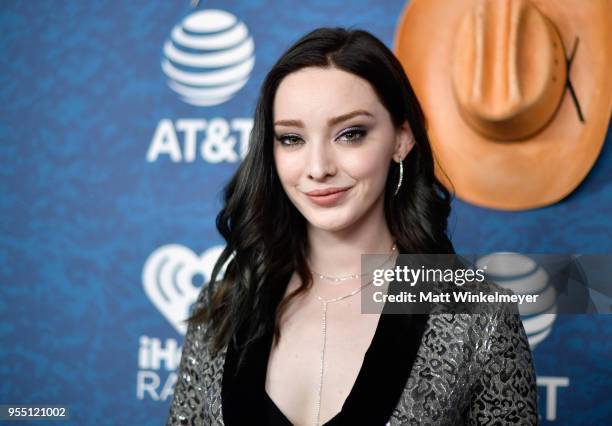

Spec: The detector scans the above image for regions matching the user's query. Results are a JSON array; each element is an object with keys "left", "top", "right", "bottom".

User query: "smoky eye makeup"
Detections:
[
  {"left": 273, "top": 123, "right": 371, "bottom": 146},
  {"left": 274, "top": 133, "right": 303, "bottom": 146},
  {"left": 337, "top": 125, "right": 368, "bottom": 143}
]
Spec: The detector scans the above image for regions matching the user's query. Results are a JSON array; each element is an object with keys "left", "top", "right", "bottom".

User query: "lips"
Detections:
[
  {"left": 305, "top": 186, "right": 351, "bottom": 207},
  {"left": 306, "top": 187, "right": 351, "bottom": 196}
]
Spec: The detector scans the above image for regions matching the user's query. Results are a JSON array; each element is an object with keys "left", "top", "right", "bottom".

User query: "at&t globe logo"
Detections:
[
  {"left": 476, "top": 252, "right": 557, "bottom": 349},
  {"left": 161, "top": 9, "right": 255, "bottom": 106}
]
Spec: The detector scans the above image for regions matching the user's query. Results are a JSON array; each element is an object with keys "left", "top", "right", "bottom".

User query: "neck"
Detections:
[{"left": 306, "top": 198, "right": 395, "bottom": 278}]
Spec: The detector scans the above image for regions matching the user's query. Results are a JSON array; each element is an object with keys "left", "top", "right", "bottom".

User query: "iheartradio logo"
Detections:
[{"left": 142, "top": 244, "right": 228, "bottom": 334}]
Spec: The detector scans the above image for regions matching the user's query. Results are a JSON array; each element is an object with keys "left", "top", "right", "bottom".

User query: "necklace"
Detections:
[
  {"left": 312, "top": 247, "right": 397, "bottom": 426},
  {"left": 310, "top": 242, "right": 397, "bottom": 284}
]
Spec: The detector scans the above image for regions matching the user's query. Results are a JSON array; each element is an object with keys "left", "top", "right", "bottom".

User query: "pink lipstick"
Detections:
[{"left": 305, "top": 187, "right": 351, "bottom": 207}]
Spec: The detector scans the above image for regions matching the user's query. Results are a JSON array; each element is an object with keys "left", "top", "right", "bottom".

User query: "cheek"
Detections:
[
  {"left": 344, "top": 147, "right": 391, "bottom": 187},
  {"left": 274, "top": 148, "right": 301, "bottom": 186},
  {"left": 346, "top": 157, "right": 387, "bottom": 180}
]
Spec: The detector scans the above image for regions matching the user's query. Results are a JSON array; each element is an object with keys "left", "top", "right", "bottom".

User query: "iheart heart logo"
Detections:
[{"left": 142, "top": 244, "right": 227, "bottom": 335}]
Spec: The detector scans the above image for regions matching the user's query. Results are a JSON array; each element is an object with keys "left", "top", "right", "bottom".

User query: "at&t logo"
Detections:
[
  {"left": 161, "top": 9, "right": 255, "bottom": 106},
  {"left": 148, "top": 9, "right": 255, "bottom": 164}
]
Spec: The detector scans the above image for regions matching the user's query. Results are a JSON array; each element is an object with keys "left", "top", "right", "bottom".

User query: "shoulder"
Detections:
[
  {"left": 187, "top": 284, "right": 218, "bottom": 344},
  {"left": 166, "top": 284, "right": 225, "bottom": 425},
  {"left": 414, "top": 282, "right": 538, "bottom": 423},
  {"left": 421, "top": 278, "right": 528, "bottom": 360}
]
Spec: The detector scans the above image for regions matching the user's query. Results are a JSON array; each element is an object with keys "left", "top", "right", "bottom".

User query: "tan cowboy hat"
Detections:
[{"left": 394, "top": 0, "right": 612, "bottom": 210}]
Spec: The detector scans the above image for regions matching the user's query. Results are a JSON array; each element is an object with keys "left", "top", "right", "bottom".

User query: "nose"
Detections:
[{"left": 306, "top": 140, "right": 336, "bottom": 181}]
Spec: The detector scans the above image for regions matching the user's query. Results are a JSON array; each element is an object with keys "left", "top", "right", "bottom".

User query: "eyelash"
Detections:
[{"left": 275, "top": 126, "right": 367, "bottom": 146}]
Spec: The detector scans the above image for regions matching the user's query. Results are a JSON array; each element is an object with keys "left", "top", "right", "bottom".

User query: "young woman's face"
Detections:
[{"left": 272, "top": 66, "right": 414, "bottom": 232}]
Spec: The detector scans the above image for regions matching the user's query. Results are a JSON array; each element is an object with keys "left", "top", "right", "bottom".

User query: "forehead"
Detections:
[{"left": 273, "top": 67, "right": 385, "bottom": 123}]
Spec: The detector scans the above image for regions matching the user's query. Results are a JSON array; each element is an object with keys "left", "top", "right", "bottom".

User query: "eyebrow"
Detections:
[{"left": 273, "top": 109, "right": 374, "bottom": 128}]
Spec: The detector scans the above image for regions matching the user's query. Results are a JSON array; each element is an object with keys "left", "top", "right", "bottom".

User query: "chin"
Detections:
[{"left": 303, "top": 208, "right": 358, "bottom": 232}]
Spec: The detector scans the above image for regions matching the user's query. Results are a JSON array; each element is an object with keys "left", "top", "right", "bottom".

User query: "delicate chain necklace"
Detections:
[
  {"left": 310, "top": 243, "right": 397, "bottom": 284},
  {"left": 312, "top": 245, "right": 398, "bottom": 426}
]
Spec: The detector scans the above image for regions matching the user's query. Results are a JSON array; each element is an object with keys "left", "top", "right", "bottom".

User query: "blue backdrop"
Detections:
[{"left": 1, "top": 1, "right": 610, "bottom": 425}]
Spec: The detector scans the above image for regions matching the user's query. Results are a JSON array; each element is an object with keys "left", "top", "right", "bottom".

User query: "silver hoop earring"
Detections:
[{"left": 394, "top": 158, "right": 403, "bottom": 196}]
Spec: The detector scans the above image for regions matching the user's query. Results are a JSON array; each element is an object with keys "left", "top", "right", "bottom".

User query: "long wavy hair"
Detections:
[{"left": 188, "top": 27, "right": 455, "bottom": 374}]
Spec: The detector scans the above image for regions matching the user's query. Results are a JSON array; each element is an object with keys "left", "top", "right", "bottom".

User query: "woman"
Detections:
[{"left": 166, "top": 27, "right": 538, "bottom": 425}]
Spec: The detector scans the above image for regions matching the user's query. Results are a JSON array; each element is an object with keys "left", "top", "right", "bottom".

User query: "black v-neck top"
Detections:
[{"left": 222, "top": 264, "right": 430, "bottom": 425}]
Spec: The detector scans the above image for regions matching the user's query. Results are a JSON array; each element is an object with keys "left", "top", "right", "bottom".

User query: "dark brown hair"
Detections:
[{"left": 187, "top": 27, "right": 455, "bottom": 374}]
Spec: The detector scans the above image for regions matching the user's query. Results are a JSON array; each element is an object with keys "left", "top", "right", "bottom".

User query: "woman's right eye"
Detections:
[{"left": 275, "top": 134, "right": 303, "bottom": 146}]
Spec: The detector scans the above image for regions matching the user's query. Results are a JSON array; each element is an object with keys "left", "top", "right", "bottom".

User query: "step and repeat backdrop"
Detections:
[{"left": 1, "top": 1, "right": 610, "bottom": 425}]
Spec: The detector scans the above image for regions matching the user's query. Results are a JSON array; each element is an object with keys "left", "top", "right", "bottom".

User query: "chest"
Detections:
[
  {"left": 214, "top": 305, "right": 485, "bottom": 426},
  {"left": 264, "top": 280, "right": 382, "bottom": 425}
]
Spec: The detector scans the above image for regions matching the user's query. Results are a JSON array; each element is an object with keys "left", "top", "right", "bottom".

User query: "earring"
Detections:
[{"left": 394, "top": 157, "right": 403, "bottom": 196}]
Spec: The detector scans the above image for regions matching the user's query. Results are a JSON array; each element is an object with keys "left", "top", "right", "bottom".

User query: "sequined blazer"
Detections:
[{"left": 166, "top": 276, "right": 539, "bottom": 426}]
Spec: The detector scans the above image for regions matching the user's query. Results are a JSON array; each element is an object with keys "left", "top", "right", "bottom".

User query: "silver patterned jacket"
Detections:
[{"left": 166, "top": 276, "right": 539, "bottom": 425}]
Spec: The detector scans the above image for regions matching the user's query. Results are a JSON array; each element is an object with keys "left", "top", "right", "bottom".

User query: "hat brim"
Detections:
[{"left": 394, "top": 0, "right": 612, "bottom": 210}]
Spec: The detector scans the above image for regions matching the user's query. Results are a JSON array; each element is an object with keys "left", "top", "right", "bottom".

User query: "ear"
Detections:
[{"left": 393, "top": 121, "right": 416, "bottom": 162}]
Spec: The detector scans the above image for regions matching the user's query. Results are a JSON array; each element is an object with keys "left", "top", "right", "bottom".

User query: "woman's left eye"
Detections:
[{"left": 338, "top": 127, "right": 367, "bottom": 143}]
